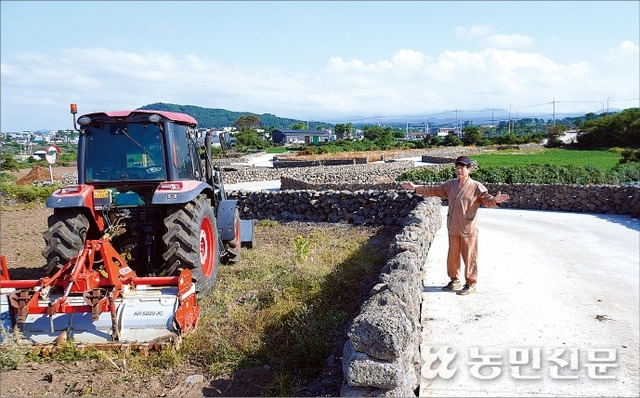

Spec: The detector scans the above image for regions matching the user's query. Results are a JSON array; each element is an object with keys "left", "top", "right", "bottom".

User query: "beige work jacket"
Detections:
[{"left": 420, "top": 177, "right": 500, "bottom": 237}]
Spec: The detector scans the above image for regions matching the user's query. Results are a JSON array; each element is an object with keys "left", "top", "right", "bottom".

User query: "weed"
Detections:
[
  {"left": 0, "top": 328, "right": 30, "bottom": 370},
  {"left": 293, "top": 235, "right": 312, "bottom": 262},
  {"left": 48, "top": 342, "right": 101, "bottom": 362}
]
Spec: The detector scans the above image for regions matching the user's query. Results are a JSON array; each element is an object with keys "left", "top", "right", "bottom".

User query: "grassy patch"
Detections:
[
  {"left": 471, "top": 148, "right": 622, "bottom": 170},
  {"left": 180, "top": 220, "right": 394, "bottom": 394},
  {"left": 266, "top": 147, "right": 289, "bottom": 154}
]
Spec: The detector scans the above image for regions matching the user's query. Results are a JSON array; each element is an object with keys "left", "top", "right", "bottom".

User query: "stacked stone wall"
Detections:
[
  {"left": 277, "top": 179, "right": 639, "bottom": 217},
  {"left": 227, "top": 188, "right": 442, "bottom": 396}
]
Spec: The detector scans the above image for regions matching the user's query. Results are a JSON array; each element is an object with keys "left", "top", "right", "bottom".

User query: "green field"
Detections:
[{"left": 470, "top": 148, "right": 622, "bottom": 170}]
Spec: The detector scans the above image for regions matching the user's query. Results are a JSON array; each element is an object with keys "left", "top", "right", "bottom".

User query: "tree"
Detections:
[
  {"left": 233, "top": 115, "right": 260, "bottom": 131},
  {"left": 334, "top": 123, "right": 353, "bottom": 140},
  {"left": 363, "top": 125, "right": 393, "bottom": 142},
  {"left": 345, "top": 123, "right": 353, "bottom": 140},
  {"left": 577, "top": 108, "right": 640, "bottom": 149},
  {"left": 462, "top": 126, "right": 482, "bottom": 145},
  {"left": 234, "top": 129, "right": 269, "bottom": 149},
  {"left": 546, "top": 125, "right": 566, "bottom": 148},
  {"left": 443, "top": 134, "right": 463, "bottom": 146},
  {"left": 424, "top": 135, "right": 443, "bottom": 147},
  {"left": 291, "top": 122, "right": 306, "bottom": 130},
  {"left": 0, "top": 153, "right": 20, "bottom": 172}
]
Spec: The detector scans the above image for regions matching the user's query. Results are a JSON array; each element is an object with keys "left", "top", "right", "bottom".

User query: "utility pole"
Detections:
[
  {"left": 552, "top": 97, "right": 557, "bottom": 126},
  {"left": 607, "top": 97, "right": 612, "bottom": 114},
  {"left": 453, "top": 109, "right": 460, "bottom": 136}
]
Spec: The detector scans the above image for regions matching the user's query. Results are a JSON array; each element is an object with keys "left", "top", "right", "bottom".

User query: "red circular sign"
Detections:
[{"left": 45, "top": 145, "right": 60, "bottom": 165}]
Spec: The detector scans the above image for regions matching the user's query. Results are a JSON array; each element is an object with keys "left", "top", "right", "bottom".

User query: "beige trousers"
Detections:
[{"left": 447, "top": 233, "right": 478, "bottom": 286}]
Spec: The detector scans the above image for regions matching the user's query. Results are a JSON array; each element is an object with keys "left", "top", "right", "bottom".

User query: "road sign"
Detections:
[{"left": 45, "top": 146, "right": 60, "bottom": 165}]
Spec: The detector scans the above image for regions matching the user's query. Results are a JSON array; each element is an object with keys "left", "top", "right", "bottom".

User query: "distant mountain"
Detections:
[
  {"left": 329, "top": 108, "right": 596, "bottom": 128},
  {"left": 139, "top": 103, "right": 623, "bottom": 130},
  {"left": 137, "top": 103, "right": 332, "bottom": 130}
]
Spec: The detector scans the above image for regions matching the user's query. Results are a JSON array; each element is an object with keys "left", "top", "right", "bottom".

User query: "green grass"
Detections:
[
  {"left": 266, "top": 147, "right": 289, "bottom": 154},
  {"left": 471, "top": 148, "right": 622, "bottom": 170},
  {"left": 179, "top": 220, "right": 392, "bottom": 395}
]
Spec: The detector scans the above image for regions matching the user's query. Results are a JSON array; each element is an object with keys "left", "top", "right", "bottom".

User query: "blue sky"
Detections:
[{"left": 1, "top": 1, "right": 638, "bottom": 131}]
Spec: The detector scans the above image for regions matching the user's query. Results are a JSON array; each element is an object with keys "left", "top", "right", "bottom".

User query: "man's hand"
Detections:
[
  {"left": 399, "top": 181, "right": 417, "bottom": 190},
  {"left": 495, "top": 191, "right": 510, "bottom": 204}
]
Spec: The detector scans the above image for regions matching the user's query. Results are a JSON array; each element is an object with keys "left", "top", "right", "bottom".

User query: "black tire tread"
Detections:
[
  {"left": 42, "top": 209, "right": 90, "bottom": 274},
  {"left": 161, "top": 195, "right": 219, "bottom": 296}
]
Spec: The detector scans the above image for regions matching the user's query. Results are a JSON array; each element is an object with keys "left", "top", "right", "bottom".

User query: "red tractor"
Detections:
[{"left": 1, "top": 105, "right": 253, "bottom": 348}]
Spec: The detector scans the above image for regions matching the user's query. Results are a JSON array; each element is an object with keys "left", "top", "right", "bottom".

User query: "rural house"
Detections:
[{"left": 272, "top": 129, "right": 331, "bottom": 145}]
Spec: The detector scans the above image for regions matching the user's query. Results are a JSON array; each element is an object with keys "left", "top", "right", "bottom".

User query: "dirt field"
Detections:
[
  {"left": 0, "top": 165, "right": 350, "bottom": 396},
  {"left": 0, "top": 204, "right": 350, "bottom": 397}
]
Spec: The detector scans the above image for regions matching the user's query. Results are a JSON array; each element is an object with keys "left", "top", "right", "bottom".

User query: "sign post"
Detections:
[{"left": 45, "top": 146, "right": 60, "bottom": 183}]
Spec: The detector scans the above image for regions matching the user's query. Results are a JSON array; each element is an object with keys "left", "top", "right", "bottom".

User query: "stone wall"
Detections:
[
  {"left": 341, "top": 198, "right": 441, "bottom": 396},
  {"left": 223, "top": 161, "right": 428, "bottom": 185},
  {"left": 227, "top": 189, "right": 424, "bottom": 226},
  {"left": 222, "top": 147, "right": 483, "bottom": 185},
  {"left": 278, "top": 179, "right": 640, "bottom": 218},
  {"left": 273, "top": 156, "right": 369, "bottom": 168},
  {"left": 226, "top": 188, "right": 442, "bottom": 396},
  {"left": 483, "top": 183, "right": 640, "bottom": 216}
]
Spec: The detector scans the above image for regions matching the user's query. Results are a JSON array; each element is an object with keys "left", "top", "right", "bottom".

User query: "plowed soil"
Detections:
[
  {"left": 0, "top": 167, "right": 345, "bottom": 397},
  {"left": 0, "top": 206, "right": 288, "bottom": 397}
]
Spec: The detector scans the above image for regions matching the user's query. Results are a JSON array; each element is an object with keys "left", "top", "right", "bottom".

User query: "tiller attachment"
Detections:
[{"left": 0, "top": 239, "right": 200, "bottom": 350}]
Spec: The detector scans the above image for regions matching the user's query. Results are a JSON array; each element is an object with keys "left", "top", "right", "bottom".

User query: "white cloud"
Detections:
[
  {"left": 485, "top": 34, "right": 534, "bottom": 49},
  {"left": 605, "top": 40, "right": 640, "bottom": 66},
  {"left": 1, "top": 45, "right": 638, "bottom": 131},
  {"left": 455, "top": 23, "right": 533, "bottom": 49},
  {"left": 455, "top": 23, "right": 496, "bottom": 39}
]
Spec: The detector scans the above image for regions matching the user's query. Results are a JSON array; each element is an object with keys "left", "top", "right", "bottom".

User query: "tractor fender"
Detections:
[
  {"left": 46, "top": 184, "right": 95, "bottom": 209},
  {"left": 151, "top": 180, "right": 212, "bottom": 205},
  {"left": 45, "top": 184, "right": 106, "bottom": 231},
  {"left": 217, "top": 199, "right": 239, "bottom": 241}
]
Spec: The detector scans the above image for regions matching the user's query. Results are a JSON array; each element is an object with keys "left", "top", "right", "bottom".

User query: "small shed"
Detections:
[{"left": 272, "top": 129, "right": 331, "bottom": 145}]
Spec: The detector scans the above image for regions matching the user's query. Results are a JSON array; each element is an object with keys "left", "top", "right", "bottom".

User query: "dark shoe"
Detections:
[
  {"left": 457, "top": 284, "right": 476, "bottom": 295},
  {"left": 442, "top": 280, "right": 462, "bottom": 291}
]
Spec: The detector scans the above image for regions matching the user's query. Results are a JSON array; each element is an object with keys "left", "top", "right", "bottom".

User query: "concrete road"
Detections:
[{"left": 420, "top": 206, "right": 639, "bottom": 397}]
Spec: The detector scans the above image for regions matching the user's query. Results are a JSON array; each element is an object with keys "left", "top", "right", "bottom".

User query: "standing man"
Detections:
[{"left": 399, "top": 156, "right": 510, "bottom": 295}]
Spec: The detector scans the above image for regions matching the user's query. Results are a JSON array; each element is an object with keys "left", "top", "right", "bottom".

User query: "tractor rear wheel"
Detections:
[
  {"left": 162, "top": 194, "right": 220, "bottom": 296},
  {"left": 42, "top": 209, "right": 90, "bottom": 275}
]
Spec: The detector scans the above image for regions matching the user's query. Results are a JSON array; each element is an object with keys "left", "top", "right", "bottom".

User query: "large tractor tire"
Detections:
[
  {"left": 162, "top": 194, "right": 220, "bottom": 296},
  {"left": 42, "top": 209, "right": 90, "bottom": 275}
]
